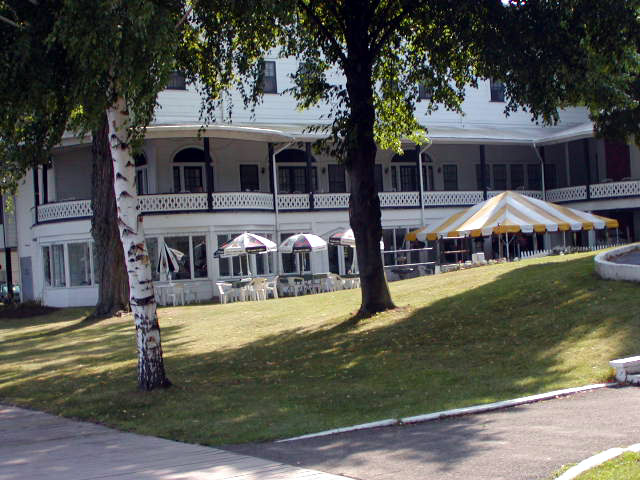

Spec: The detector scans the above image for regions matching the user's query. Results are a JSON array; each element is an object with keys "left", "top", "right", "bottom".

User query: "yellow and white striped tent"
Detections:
[{"left": 406, "top": 191, "right": 619, "bottom": 242}]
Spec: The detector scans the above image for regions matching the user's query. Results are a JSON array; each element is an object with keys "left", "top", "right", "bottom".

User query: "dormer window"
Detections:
[
  {"left": 261, "top": 61, "right": 277, "bottom": 94},
  {"left": 166, "top": 71, "right": 186, "bottom": 90},
  {"left": 490, "top": 79, "right": 505, "bottom": 102}
]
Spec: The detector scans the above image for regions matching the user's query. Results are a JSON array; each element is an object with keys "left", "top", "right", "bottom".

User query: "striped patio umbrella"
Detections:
[
  {"left": 157, "top": 243, "right": 185, "bottom": 280},
  {"left": 328, "top": 228, "right": 384, "bottom": 274},
  {"left": 406, "top": 191, "right": 619, "bottom": 242},
  {"left": 280, "top": 233, "right": 327, "bottom": 275},
  {"left": 214, "top": 232, "right": 277, "bottom": 276}
]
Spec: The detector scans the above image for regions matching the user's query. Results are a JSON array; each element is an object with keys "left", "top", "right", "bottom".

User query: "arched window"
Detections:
[
  {"left": 172, "top": 148, "right": 206, "bottom": 193},
  {"left": 275, "top": 148, "right": 317, "bottom": 193}
]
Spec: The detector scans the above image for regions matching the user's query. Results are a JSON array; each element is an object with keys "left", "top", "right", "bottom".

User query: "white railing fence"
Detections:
[{"left": 519, "top": 241, "right": 627, "bottom": 259}]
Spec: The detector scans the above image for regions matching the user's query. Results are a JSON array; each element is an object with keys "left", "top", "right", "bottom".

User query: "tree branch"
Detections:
[
  {"left": 369, "top": 0, "right": 422, "bottom": 57},
  {"left": 298, "top": 0, "right": 348, "bottom": 66}
]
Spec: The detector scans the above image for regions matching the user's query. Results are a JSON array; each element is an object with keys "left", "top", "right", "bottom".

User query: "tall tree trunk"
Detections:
[
  {"left": 345, "top": 58, "right": 395, "bottom": 317},
  {"left": 107, "top": 96, "right": 170, "bottom": 391},
  {"left": 91, "top": 113, "right": 129, "bottom": 317}
]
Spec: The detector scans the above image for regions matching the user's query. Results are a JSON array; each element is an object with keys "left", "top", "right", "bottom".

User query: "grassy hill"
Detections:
[{"left": 1, "top": 252, "right": 638, "bottom": 445}]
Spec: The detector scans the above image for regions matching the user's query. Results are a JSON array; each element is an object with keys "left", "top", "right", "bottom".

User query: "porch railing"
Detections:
[{"left": 34, "top": 180, "right": 640, "bottom": 223}]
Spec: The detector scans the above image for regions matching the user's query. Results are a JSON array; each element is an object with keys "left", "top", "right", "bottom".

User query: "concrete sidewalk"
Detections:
[
  {"left": 228, "top": 386, "right": 640, "bottom": 480},
  {"left": 0, "top": 405, "right": 351, "bottom": 480}
]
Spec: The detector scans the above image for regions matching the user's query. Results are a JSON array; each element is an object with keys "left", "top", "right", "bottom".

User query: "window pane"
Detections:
[
  {"left": 240, "top": 165, "right": 259, "bottom": 191},
  {"left": 278, "top": 168, "right": 291, "bottom": 193},
  {"left": 400, "top": 166, "right": 417, "bottom": 191},
  {"left": 493, "top": 164, "right": 507, "bottom": 190},
  {"left": 164, "top": 236, "right": 191, "bottom": 280},
  {"left": 69, "top": 242, "right": 92, "bottom": 287},
  {"left": 293, "top": 167, "right": 306, "bottom": 193},
  {"left": 527, "top": 164, "right": 542, "bottom": 190},
  {"left": 217, "top": 235, "right": 230, "bottom": 277},
  {"left": 490, "top": 79, "right": 505, "bottom": 102},
  {"left": 166, "top": 71, "right": 186, "bottom": 90},
  {"left": 261, "top": 61, "right": 277, "bottom": 93},
  {"left": 443, "top": 165, "right": 458, "bottom": 190},
  {"left": 328, "top": 165, "right": 346, "bottom": 193},
  {"left": 52, "top": 244, "right": 65, "bottom": 287},
  {"left": 173, "top": 166, "right": 181, "bottom": 192},
  {"left": 193, "top": 235, "right": 208, "bottom": 278},
  {"left": 146, "top": 237, "right": 159, "bottom": 281},
  {"left": 511, "top": 164, "right": 524, "bottom": 189},
  {"left": 136, "top": 168, "right": 148, "bottom": 195},
  {"left": 184, "top": 167, "right": 203, "bottom": 192},
  {"left": 42, "top": 246, "right": 51, "bottom": 287}
]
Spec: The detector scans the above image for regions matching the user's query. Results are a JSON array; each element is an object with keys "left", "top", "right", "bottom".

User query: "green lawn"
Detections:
[
  {"left": 572, "top": 452, "right": 640, "bottom": 479},
  {"left": 1, "top": 252, "right": 638, "bottom": 446}
]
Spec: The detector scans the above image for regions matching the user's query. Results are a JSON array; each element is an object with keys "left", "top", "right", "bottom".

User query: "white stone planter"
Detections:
[{"left": 594, "top": 243, "right": 640, "bottom": 283}]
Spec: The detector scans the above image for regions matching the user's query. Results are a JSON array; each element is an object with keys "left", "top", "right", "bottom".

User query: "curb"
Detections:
[
  {"left": 556, "top": 443, "right": 640, "bottom": 480},
  {"left": 277, "top": 383, "right": 615, "bottom": 443}
]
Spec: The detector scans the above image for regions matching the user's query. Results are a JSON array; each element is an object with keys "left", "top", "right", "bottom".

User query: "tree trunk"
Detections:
[
  {"left": 107, "top": 95, "right": 170, "bottom": 391},
  {"left": 345, "top": 60, "right": 395, "bottom": 317},
  {"left": 91, "top": 114, "right": 129, "bottom": 317}
]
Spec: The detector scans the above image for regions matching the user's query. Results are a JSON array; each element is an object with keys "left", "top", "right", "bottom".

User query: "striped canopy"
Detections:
[
  {"left": 406, "top": 191, "right": 619, "bottom": 242},
  {"left": 328, "top": 228, "right": 385, "bottom": 250},
  {"left": 214, "top": 232, "right": 277, "bottom": 258},
  {"left": 279, "top": 233, "right": 327, "bottom": 253}
]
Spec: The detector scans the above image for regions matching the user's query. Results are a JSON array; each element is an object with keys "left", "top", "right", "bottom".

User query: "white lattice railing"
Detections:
[
  {"left": 211, "top": 192, "right": 273, "bottom": 210},
  {"left": 545, "top": 186, "right": 588, "bottom": 203},
  {"left": 487, "top": 190, "right": 543, "bottom": 200},
  {"left": 590, "top": 180, "right": 640, "bottom": 199},
  {"left": 314, "top": 193, "right": 350, "bottom": 209},
  {"left": 422, "top": 190, "right": 483, "bottom": 206},
  {"left": 37, "top": 200, "right": 92, "bottom": 222},
  {"left": 379, "top": 191, "right": 420, "bottom": 207},
  {"left": 139, "top": 193, "right": 208, "bottom": 212},
  {"left": 277, "top": 193, "right": 310, "bottom": 210}
]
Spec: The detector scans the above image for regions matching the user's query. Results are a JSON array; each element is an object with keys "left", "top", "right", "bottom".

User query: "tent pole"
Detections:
[
  {"left": 563, "top": 231, "right": 566, "bottom": 248},
  {"left": 506, "top": 232, "right": 509, "bottom": 260}
]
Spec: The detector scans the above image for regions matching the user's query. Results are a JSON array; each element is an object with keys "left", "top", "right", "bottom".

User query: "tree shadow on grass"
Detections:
[{"left": 1, "top": 256, "right": 638, "bottom": 473}]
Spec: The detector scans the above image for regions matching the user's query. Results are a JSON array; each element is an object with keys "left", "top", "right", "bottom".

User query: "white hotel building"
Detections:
[{"left": 4, "top": 57, "right": 640, "bottom": 307}]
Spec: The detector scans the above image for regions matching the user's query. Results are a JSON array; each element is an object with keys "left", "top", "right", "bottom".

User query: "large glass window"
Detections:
[
  {"left": 42, "top": 244, "right": 68, "bottom": 288},
  {"left": 510, "top": 164, "right": 524, "bottom": 189},
  {"left": 166, "top": 71, "right": 186, "bottom": 90},
  {"left": 240, "top": 165, "right": 260, "bottom": 191},
  {"left": 173, "top": 148, "right": 206, "bottom": 193},
  {"left": 164, "top": 236, "right": 191, "bottom": 280},
  {"left": 328, "top": 164, "right": 346, "bottom": 193},
  {"left": 192, "top": 235, "right": 208, "bottom": 278},
  {"left": 443, "top": 164, "right": 458, "bottom": 190},
  {"left": 217, "top": 233, "right": 273, "bottom": 278},
  {"left": 400, "top": 166, "right": 418, "bottom": 191},
  {"left": 69, "top": 242, "right": 92, "bottom": 287},
  {"left": 492, "top": 164, "right": 507, "bottom": 190},
  {"left": 278, "top": 166, "right": 317, "bottom": 193}
]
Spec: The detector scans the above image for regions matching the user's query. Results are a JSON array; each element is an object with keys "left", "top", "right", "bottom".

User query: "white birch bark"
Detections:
[{"left": 107, "top": 95, "right": 170, "bottom": 390}]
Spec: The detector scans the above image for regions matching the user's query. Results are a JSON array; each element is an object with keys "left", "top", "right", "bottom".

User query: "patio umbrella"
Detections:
[
  {"left": 279, "top": 233, "right": 327, "bottom": 275},
  {"left": 328, "top": 228, "right": 384, "bottom": 273},
  {"left": 214, "top": 232, "right": 277, "bottom": 276},
  {"left": 157, "top": 243, "right": 184, "bottom": 280}
]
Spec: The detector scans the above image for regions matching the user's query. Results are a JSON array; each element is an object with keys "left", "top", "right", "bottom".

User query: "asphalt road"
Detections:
[{"left": 226, "top": 386, "right": 640, "bottom": 480}]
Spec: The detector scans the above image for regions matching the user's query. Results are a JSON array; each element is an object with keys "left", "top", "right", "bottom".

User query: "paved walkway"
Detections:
[
  {"left": 2, "top": 387, "right": 640, "bottom": 480},
  {"left": 0, "top": 405, "right": 350, "bottom": 480},
  {"left": 228, "top": 386, "right": 640, "bottom": 480}
]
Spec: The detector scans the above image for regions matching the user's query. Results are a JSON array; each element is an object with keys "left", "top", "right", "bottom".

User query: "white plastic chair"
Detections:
[
  {"left": 250, "top": 277, "right": 268, "bottom": 301},
  {"left": 167, "top": 283, "right": 185, "bottom": 306},
  {"left": 215, "top": 282, "right": 234, "bottom": 304},
  {"left": 265, "top": 276, "right": 279, "bottom": 299}
]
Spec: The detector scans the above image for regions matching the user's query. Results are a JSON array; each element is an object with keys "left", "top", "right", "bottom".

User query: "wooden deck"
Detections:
[{"left": 0, "top": 405, "right": 352, "bottom": 480}]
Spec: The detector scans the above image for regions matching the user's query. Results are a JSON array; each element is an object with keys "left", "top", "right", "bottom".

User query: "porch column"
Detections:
[
  {"left": 32, "top": 165, "right": 40, "bottom": 224},
  {"left": 564, "top": 143, "right": 571, "bottom": 187},
  {"left": 479, "top": 145, "right": 487, "bottom": 200},
  {"left": 539, "top": 146, "right": 546, "bottom": 200},
  {"left": 584, "top": 139, "right": 591, "bottom": 200},
  {"left": 42, "top": 160, "right": 49, "bottom": 204},
  {"left": 203, "top": 137, "right": 214, "bottom": 211},
  {"left": 306, "top": 142, "right": 314, "bottom": 210}
]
